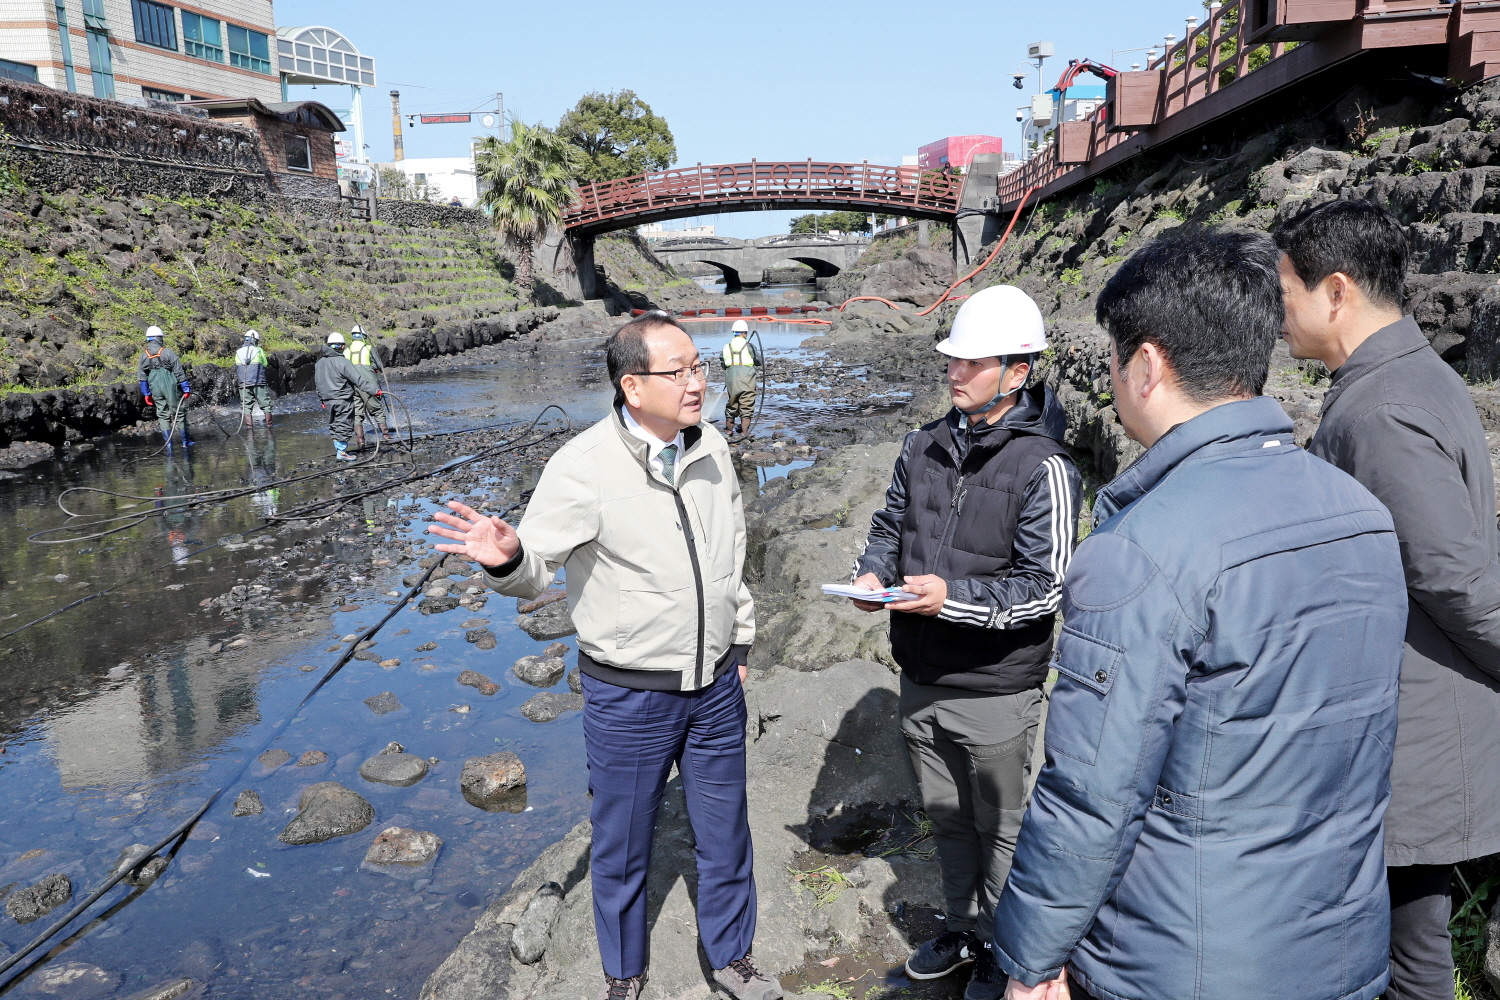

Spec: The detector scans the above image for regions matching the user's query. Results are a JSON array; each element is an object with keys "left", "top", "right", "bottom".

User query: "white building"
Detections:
[
  {"left": 638, "top": 221, "right": 715, "bottom": 241},
  {"left": 0, "top": 0, "right": 280, "bottom": 102},
  {"left": 376, "top": 156, "right": 478, "bottom": 206}
]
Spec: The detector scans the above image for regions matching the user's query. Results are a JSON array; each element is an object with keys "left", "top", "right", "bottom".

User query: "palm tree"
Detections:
[{"left": 475, "top": 119, "right": 579, "bottom": 293}]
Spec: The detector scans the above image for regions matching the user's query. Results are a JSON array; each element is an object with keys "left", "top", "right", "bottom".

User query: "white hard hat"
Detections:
[
  {"left": 244, "top": 329, "right": 260, "bottom": 342},
  {"left": 145, "top": 325, "right": 163, "bottom": 339},
  {"left": 936, "top": 285, "right": 1047, "bottom": 359},
  {"left": 351, "top": 324, "right": 365, "bottom": 337},
  {"left": 327, "top": 331, "right": 346, "bottom": 346},
  {"left": 731, "top": 319, "right": 750, "bottom": 333}
]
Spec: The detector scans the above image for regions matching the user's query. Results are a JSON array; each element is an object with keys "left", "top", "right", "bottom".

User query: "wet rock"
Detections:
[
  {"left": 359, "top": 751, "right": 429, "bottom": 787},
  {"left": 364, "top": 826, "right": 443, "bottom": 866},
  {"left": 416, "top": 641, "right": 438, "bottom": 651},
  {"left": 6, "top": 873, "right": 71, "bottom": 923},
  {"left": 111, "top": 846, "right": 168, "bottom": 887},
  {"left": 419, "top": 596, "right": 461, "bottom": 615},
  {"left": 465, "top": 626, "right": 496, "bottom": 647},
  {"left": 296, "top": 750, "right": 328, "bottom": 767},
  {"left": 17, "top": 849, "right": 45, "bottom": 862},
  {"left": 380, "top": 658, "right": 402, "bottom": 669},
  {"left": 544, "top": 642, "right": 569, "bottom": 658},
  {"left": 383, "top": 741, "right": 405, "bottom": 753},
  {"left": 458, "top": 669, "right": 500, "bottom": 696},
  {"left": 567, "top": 667, "right": 582, "bottom": 694},
  {"left": 364, "top": 691, "right": 403, "bottom": 716},
  {"left": 513, "top": 655, "right": 566, "bottom": 688},
  {"left": 257, "top": 748, "right": 292, "bottom": 770},
  {"left": 520, "top": 692, "right": 584, "bottom": 723},
  {"left": 232, "top": 790, "right": 264, "bottom": 817},
  {"left": 31, "top": 961, "right": 117, "bottom": 996},
  {"left": 516, "top": 602, "right": 575, "bottom": 640},
  {"left": 278, "top": 782, "right": 375, "bottom": 845},
  {"left": 517, "top": 588, "right": 567, "bottom": 614},
  {"left": 511, "top": 881, "right": 565, "bottom": 965},
  {"left": 461, "top": 617, "right": 491, "bottom": 628},
  {"left": 460, "top": 751, "right": 526, "bottom": 811},
  {"left": 121, "top": 978, "right": 200, "bottom": 1000}
]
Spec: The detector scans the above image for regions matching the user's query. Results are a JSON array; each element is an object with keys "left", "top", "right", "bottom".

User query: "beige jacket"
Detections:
[{"left": 484, "top": 411, "right": 755, "bottom": 691}]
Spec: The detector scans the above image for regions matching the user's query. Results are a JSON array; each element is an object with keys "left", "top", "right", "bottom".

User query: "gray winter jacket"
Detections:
[
  {"left": 991, "top": 396, "right": 1407, "bottom": 1000},
  {"left": 1308, "top": 316, "right": 1500, "bottom": 866},
  {"left": 314, "top": 346, "right": 377, "bottom": 403}
]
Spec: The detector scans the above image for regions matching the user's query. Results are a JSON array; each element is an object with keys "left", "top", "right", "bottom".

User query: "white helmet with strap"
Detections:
[
  {"left": 327, "top": 331, "right": 347, "bottom": 346},
  {"left": 145, "top": 325, "right": 164, "bottom": 341},
  {"left": 936, "top": 286, "right": 1047, "bottom": 416}
]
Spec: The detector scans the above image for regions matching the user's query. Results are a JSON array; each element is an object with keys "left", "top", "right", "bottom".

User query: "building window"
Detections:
[
  {"left": 226, "top": 24, "right": 271, "bottom": 74},
  {"left": 182, "top": 12, "right": 223, "bottom": 62},
  {"left": 0, "top": 58, "right": 39, "bottom": 84},
  {"left": 285, "top": 134, "right": 311, "bottom": 172},
  {"left": 131, "top": 0, "right": 175, "bottom": 50},
  {"left": 53, "top": 1, "right": 77, "bottom": 92},
  {"left": 81, "top": 0, "right": 114, "bottom": 99},
  {"left": 141, "top": 86, "right": 185, "bottom": 101}
]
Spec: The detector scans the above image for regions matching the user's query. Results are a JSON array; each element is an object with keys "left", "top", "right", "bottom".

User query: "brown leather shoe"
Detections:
[{"left": 595, "top": 974, "right": 645, "bottom": 1000}]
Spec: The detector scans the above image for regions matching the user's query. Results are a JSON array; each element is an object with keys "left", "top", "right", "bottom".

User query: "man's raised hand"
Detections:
[{"left": 428, "top": 500, "right": 520, "bottom": 569}]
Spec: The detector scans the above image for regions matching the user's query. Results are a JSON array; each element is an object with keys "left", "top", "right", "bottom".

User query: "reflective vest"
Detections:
[
  {"left": 722, "top": 336, "right": 756, "bottom": 368},
  {"left": 347, "top": 340, "right": 376, "bottom": 367}
]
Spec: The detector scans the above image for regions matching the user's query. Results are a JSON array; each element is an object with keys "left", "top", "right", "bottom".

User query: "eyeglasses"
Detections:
[{"left": 635, "top": 363, "right": 707, "bottom": 386}]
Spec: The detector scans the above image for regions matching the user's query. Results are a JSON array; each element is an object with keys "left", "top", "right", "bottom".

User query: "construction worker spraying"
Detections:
[
  {"left": 316, "top": 331, "right": 379, "bottom": 462},
  {"left": 137, "top": 325, "right": 193, "bottom": 451},
  {"left": 721, "top": 319, "right": 762, "bottom": 438},
  {"left": 347, "top": 324, "right": 394, "bottom": 444},
  {"left": 234, "top": 329, "right": 273, "bottom": 429}
]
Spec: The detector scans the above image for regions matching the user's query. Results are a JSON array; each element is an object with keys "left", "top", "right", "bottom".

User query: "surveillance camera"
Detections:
[
  {"left": 1016, "top": 110, "right": 1025, "bottom": 122},
  {"left": 1012, "top": 73, "right": 1026, "bottom": 90}
]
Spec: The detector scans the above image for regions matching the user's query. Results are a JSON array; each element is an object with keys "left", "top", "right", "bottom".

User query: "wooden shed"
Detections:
[{"left": 181, "top": 98, "right": 345, "bottom": 199}]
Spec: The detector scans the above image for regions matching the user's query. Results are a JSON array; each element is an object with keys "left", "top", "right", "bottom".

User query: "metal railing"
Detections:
[{"left": 564, "top": 160, "right": 963, "bottom": 230}]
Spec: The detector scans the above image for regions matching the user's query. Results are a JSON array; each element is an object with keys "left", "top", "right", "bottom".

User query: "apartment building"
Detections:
[{"left": 0, "top": 0, "right": 280, "bottom": 103}]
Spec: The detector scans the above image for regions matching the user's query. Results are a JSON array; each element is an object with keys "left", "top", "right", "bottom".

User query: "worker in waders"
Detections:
[
  {"left": 234, "top": 329, "right": 273, "bottom": 429},
  {"left": 347, "top": 325, "right": 394, "bottom": 445},
  {"left": 316, "top": 332, "right": 379, "bottom": 462},
  {"left": 137, "top": 325, "right": 193, "bottom": 451},
  {"left": 721, "top": 319, "right": 761, "bottom": 438}
]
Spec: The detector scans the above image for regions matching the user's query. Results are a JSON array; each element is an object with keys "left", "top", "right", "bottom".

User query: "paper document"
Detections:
[{"left": 821, "top": 584, "right": 910, "bottom": 602}]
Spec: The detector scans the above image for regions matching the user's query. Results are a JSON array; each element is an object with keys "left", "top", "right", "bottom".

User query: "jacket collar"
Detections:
[
  {"left": 1319, "top": 316, "right": 1428, "bottom": 416},
  {"left": 612, "top": 408, "right": 707, "bottom": 485},
  {"left": 1094, "top": 396, "right": 1294, "bottom": 523},
  {"left": 932, "top": 383, "right": 1065, "bottom": 464}
]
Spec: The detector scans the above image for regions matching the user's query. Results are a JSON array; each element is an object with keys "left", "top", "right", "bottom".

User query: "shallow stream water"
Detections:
[{"left": 0, "top": 318, "right": 865, "bottom": 999}]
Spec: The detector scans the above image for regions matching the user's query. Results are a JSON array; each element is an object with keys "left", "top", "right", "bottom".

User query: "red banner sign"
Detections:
[{"left": 419, "top": 113, "right": 472, "bottom": 124}]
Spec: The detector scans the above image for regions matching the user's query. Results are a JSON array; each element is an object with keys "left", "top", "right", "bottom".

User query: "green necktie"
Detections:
[{"left": 660, "top": 443, "right": 678, "bottom": 486}]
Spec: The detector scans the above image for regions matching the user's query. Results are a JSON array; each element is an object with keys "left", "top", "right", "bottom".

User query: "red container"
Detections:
[
  {"left": 631, "top": 309, "right": 646, "bottom": 316},
  {"left": 724, "top": 307, "right": 742, "bottom": 316},
  {"left": 679, "top": 309, "right": 697, "bottom": 317},
  {"left": 750, "top": 306, "right": 768, "bottom": 316},
  {"left": 802, "top": 305, "right": 821, "bottom": 313},
  {"left": 775, "top": 306, "right": 793, "bottom": 315}
]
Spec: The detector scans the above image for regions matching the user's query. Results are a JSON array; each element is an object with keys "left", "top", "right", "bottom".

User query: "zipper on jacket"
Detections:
[
  {"left": 672, "top": 489, "right": 708, "bottom": 688},
  {"left": 935, "top": 474, "right": 967, "bottom": 568}
]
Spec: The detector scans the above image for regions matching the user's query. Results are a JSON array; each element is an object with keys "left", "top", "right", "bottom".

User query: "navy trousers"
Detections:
[{"left": 581, "top": 666, "right": 756, "bottom": 980}]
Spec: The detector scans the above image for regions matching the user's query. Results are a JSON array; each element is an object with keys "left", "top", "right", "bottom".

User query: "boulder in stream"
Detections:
[
  {"left": 5, "top": 873, "right": 71, "bottom": 923},
  {"left": 516, "top": 602, "right": 575, "bottom": 641},
  {"left": 277, "top": 782, "right": 374, "bottom": 845},
  {"left": 458, "top": 669, "right": 500, "bottom": 696},
  {"left": 364, "top": 826, "right": 443, "bottom": 866},
  {"left": 511, "top": 882, "right": 565, "bottom": 965},
  {"left": 460, "top": 751, "right": 527, "bottom": 812},
  {"left": 520, "top": 692, "right": 584, "bottom": 723},
  {"left": 359, "top": 749, "right": 429, "bottom": 787},
  {"left": 364, "top": 691, "right": 403, "bottom": 716},
  {"left": 512, "top": 655, "right": 565, "bottom": 688},
  {"left": 232, "top": 790, "right": 264, "bottom": 817}
]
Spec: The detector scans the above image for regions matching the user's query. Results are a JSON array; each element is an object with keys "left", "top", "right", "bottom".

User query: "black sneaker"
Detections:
[
  {"left": 904, "top": 929, "right": 977, "bottom": 980},
  {"left": 711, "top": 954, "right": 782, "bottom": 1000},
  {"left": 963, "top": 945, "right": 1008, "bottom": 1000}
]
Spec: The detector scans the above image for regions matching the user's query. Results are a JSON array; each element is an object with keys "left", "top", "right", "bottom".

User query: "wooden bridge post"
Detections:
[{"left": 751, "top": 158, "right": 758, "bottom": 196}]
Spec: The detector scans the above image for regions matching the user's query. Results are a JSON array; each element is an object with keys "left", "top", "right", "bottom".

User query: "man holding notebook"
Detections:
[{"left": 847, "top": 285, "right": 1081, "bottom": 1000}]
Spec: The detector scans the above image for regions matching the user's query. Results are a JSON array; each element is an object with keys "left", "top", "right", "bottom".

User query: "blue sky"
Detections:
[{"left": 276, "top": 0, "right": 1208, "bottom": 237}]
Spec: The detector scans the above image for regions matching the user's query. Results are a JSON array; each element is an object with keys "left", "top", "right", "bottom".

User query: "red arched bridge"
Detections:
[{"left": 562, "top": 160, "right": 964, "bottom": 236}]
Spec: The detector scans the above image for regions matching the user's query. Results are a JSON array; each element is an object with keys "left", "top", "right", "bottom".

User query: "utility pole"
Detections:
[
  {"left": 390, "top": 89, "right": 405, "bottom": 162},
  {"left": 496, "top": 92, "right": 504, "bottom": 140}
]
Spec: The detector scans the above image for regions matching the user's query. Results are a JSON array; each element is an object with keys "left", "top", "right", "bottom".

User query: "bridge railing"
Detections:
[
  {"left": 566, "top": 160, "right": 962, "bottom": 229},
  {"left": 996, "top": 0, "right": 1468, "bottom": 211}
]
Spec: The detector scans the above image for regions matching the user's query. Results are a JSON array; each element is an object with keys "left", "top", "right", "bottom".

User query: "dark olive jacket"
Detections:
[{"left": 1308, "top": 316, "right": 1500, "bottom": 866}]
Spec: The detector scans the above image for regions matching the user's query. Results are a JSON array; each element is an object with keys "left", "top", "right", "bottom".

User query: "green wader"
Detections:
[
  {"left": 147, "top": 368, "right": 184, "bottom": 436},
  {"left": 239, "top": 385, "right": 272, "bottom": 417}
]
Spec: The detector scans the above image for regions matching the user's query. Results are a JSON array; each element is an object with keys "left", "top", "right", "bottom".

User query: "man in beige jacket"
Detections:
[{"left": 429, "top": 314, "right": 776, "bottom": 1000}]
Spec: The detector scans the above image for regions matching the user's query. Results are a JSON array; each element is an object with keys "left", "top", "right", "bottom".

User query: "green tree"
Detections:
[
  {"left": 790, "top": 211, "right": 877, "bottom": 235},
  {"left": 474, "top": 119, "right": 580, "bottom": 293},
  {"left": 557, "top": 90, "right": 676, "bottom": 183}
]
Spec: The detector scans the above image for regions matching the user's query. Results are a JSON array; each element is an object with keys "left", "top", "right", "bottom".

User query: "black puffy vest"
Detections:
[{"left": 892, "top": 399, "right": 1068, "bottom": 694}]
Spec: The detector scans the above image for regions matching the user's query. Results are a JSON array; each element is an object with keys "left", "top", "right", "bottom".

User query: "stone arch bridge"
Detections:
[{"left": 648, "top": 232, "right": 869, "bottom": 290}]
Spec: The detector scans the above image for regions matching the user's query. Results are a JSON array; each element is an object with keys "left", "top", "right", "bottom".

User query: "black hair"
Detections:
[
  {"left": 1096, "top": 227, "right": 1282, "bottom": 403},
  {"left": 605, "top": 314, "right": 687, "bottom": 408},
  {"left": 1272, "top": 199, "right": 1408, "bottom": 308}
]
